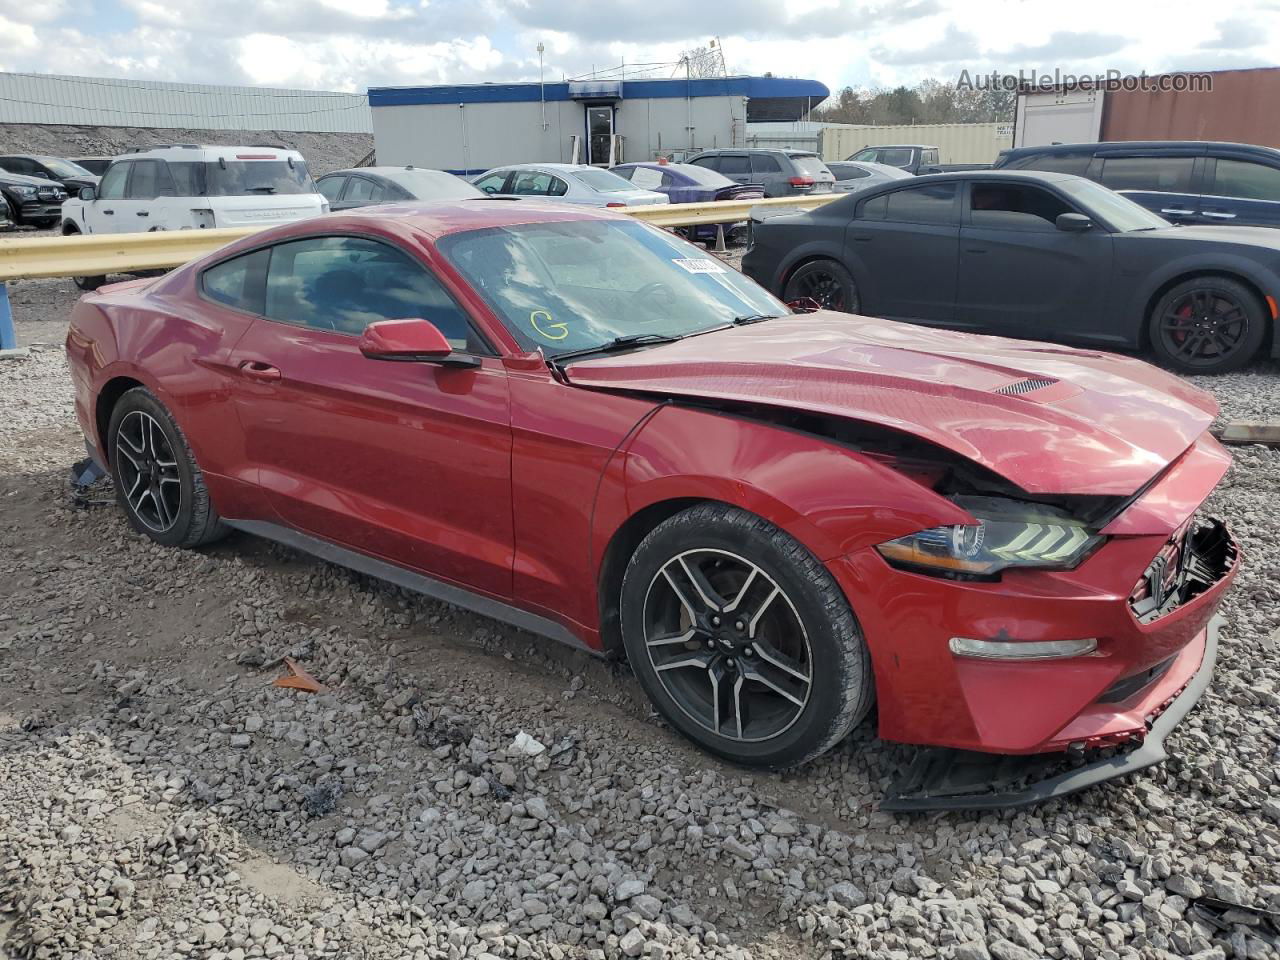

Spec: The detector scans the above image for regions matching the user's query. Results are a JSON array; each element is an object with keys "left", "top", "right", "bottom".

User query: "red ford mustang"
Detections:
[{"left": 66, "top": 201, "right": 1239, "bottom": 809}]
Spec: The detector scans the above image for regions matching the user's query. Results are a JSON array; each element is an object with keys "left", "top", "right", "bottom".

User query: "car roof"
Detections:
[
  {"left": 856, "top": 144, "right": 939, "bottom": 150},
  {"left": 489, "top": 163, "right": 602, "bottom": 173},
  {"left": 125, "top": 145, "right": 305, "bottom": 161},
  {"left": 905, "top": 169, "right": 1077, "bottom": 184},
  {"left": 692, "top": 148, "right": 816, "bottom": 155},
  {"left": 321, "top": 166, "right": 457, "bottom": 178},
  {"left": 1002, "top": 140, "right": 1280, "bottom": 158}
]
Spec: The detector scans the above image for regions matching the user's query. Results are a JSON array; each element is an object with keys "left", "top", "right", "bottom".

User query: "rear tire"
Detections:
[
  {"left": 619, "top": 503, "right": 873, "bottom": 769},
  {"left": 783, "top": 259, "right": 860, "bottom": 313},
  {"left": 107, "top": 387, "right": 229, "bottom": 548},
  {"left": 1149, "top": 277, "right": 1266, "bottom": 373}
]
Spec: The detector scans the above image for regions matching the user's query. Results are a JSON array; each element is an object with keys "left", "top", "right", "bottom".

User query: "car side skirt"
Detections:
[{"left": 223, "top": 519, "right": 594, "bottom": 655}]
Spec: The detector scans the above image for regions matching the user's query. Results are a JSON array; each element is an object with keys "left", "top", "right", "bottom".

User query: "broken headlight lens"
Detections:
[{"left": 877, "top": 506, "right": 1102, "bottom": 578}]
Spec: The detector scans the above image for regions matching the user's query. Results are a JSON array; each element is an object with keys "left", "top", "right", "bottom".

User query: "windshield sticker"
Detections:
[
  {"left": 671, "top": 258, "right": 727, "bottom": 275},
  {"left": 530, "top": 310, "right": 569, "bottom": 341}
]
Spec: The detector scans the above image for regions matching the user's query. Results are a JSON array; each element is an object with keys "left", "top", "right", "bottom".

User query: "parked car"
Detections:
[
  {"left": 0, "top": 155, "right": 99, "bottom": 194},
  {"left": 472, "top": 163, "right": 668, "bottom": 207},
  {"left": 743, "top": 169, "right": 1280, "bottom": 373},
  {"left": 826, "top": 160, "right": 912, "bottom": 193},
  {"left": 844, "top": 145, "right": 991, "bottom": 176},
  {"left": 686, "top": 148, "right": 836, "bottom": 197},
  {"left": 67, "top": 200, "right": 1237, "bottom": 807},
  {"left": 0, "top": 165, "right": 68, "bottom": 228},
  {"left": 611, "top": 160, "right": 764, "bottom": 242},
  {"left": 0, "top": 192, "right": 13, "bottom": 231},
  {"left": 994, "top": 140, "right": 1280, "bottom": 228},
  {"left": 317, "top": 165, "right": 482, "bottom": 210},
  {"left": 61, "top": 145, "right": 328, "bottom": 290},
  {"left": 70, "top": 157, "right": 114, "bottom": 177}
]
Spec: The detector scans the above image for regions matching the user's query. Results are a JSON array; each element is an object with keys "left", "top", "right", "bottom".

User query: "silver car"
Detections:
[
  {"left": 826, "top": 160, "right": 912, "bottom": 193},
  {"left": 471, "top": 163, "right": 669, "bottom": 207}
]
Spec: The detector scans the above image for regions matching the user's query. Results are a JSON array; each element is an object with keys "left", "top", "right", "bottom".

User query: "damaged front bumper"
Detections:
[{"left": 882, "top": 614, "right": 1222, "bottom": 811}]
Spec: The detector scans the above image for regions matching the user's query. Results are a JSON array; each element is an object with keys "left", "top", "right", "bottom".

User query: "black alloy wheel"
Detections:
[
  {"left": 782, "top": 260, "right": 860, "bottom": 314},
  {"left": 1150, "top": 277, "right": 1266, "bottom": 373}
]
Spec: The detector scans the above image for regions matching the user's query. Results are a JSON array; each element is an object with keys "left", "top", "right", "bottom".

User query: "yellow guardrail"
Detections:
[{"left": 0, "top": 194, "right": 842, "bottom": 283}]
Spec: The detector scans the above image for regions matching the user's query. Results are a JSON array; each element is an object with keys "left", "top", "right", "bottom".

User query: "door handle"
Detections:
[
  {"left": 103, "top": 209, "right": 114, "bottom": 215},
  {"left": 238, "top": 360, "right": 281, "bottom": 382},
  {"left": 1203, "top": 210, "right": 1237, "bottom": 219},
  {"left": 1160, "top": 207, "right": 1194, "bottom": 216},
  {"left": 136, "top": 211, "right": 149, "bottom": 217}
]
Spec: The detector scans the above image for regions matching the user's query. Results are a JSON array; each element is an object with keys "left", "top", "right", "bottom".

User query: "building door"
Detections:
[{"left": 587, "top": 106, "right": 614, "bottom": 166}]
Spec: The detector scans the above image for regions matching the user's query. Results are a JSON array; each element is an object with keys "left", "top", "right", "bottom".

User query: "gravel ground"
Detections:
[{"left": 2, "top": 279, "right": 1279, "bottom": 960}]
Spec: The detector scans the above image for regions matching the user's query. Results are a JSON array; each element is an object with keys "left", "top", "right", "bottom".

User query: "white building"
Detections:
[{"left": 369, "top": 76, "right": 829, "bottom": 174}]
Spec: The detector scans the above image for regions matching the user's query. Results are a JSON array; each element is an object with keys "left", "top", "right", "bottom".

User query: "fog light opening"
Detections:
[{"left": 948, "top": 637, "right": 1098, "bottom": 660}]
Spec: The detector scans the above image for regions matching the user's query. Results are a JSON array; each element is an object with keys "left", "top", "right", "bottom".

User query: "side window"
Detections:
[
  {"left": 98, "top": 162, "right": 129, "bottom": 200},
  {"left": 1009, "top": 152, "right": 1092, "bottom": 176},
  {"left": 1211, "top": 159, "right": 1280, "bottom": 201},
  {"left": 511, "top": 171, "right": 554, "bottom": 196},
  {"left": 924, "top": 149, "right": 940, "bottom": 165},
  {"left": 201, "top": 248, "right": 268, "bottom": 314},
  {"left": 718, "top": 155, "right": 749, "bottom": 176},
  {"left": 4, "top": 158, "right": 33, "bottom": 175},
  {"left": 628, "top": 167, "right": 664, "bottom": 190},
  {"left": 343, "top": 177, "right": 384, "bottom": 203},
  {"left": 690, "top": 156, "right": 719, "bottom": 171},
  {"left": 970, "top": 183, "right": 1072, "bottom": 229},
  {"left": 548, "top": 176, "right": 568, "bottom": 197},
  {"left": 317, "top": 176, "right": 346, "bottom": 202},
  {"left": 126, "top": 160, "right": 176, "bottom": 199},
  {"left": 167, "top": 161, "right": 204, "bottom": 196},
  {"left": 1100, "top": 156, "right": 1195, "bottom": 193},
  {"left": 851, "top": 149, "right": 879, "bottom": 162},
  {"left": 262, "top": 235, "right": 487, "bottom": 351},
  {"left": 884, "top": 183, "right": 958, "bottom": 224},
  {"left": 474, "top": 172, "right": 508, "bottom": 194},
  {"left": 751, "top": 154, "right": 782, "bottom": 174},
  {"left": 859, "top": 193, "right": 889, "bottom": 219}
]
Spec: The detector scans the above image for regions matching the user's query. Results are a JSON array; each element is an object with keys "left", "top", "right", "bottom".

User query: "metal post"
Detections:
[{"left": 0, "top": 282, "right": 16, "bottom": 351}]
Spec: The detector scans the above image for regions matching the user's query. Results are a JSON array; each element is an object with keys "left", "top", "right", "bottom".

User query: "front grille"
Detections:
[
  {"left": 1129, "top": 518, "right": 1236, "bottom": 624},
  {"left": 1098, "top": 656, "right": 1175, "bottom": 703},
  {"left": 996, "top": 377, "right": 1057, "bottom": 396}
]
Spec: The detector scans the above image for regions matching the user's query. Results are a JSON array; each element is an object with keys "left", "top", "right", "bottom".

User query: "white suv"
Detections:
[{"left": 61, "top": 144, "right": 328, "bottom": 239}]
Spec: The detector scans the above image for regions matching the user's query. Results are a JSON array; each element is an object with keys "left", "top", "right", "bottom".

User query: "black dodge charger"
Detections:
[{"left": 742, "top": 170, "right": 1280, "bottom": 373}]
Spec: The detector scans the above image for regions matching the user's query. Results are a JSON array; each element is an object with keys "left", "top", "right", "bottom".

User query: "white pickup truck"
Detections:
[{"left": 61, "top": 144, "right": 329, "bottom": 287}]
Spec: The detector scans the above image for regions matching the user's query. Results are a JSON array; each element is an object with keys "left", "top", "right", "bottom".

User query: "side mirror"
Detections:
[
  {"left": 1056, "top": 212, "right": 1093, "bottom": 232},
  {"left": 358, "top": 318, "right": 478, "bottom": 367},
  {"left": 79, "top": 186, "right": 96, "bottom": 201}
]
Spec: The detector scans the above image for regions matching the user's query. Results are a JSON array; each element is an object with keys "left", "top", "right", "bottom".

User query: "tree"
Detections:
[
  {"left": 815, "top": 78, "right": 1015, "bottom": 125},
  {"left": 678, "top": 42, "right": 726, "bottom": 79}
]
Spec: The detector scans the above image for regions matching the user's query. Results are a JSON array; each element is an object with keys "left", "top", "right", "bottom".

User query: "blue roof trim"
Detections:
[{"left": 369, "top": 76, "right": 829, "bottom": 108}]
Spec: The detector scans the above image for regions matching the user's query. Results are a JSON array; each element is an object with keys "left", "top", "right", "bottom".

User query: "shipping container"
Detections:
[{"left": 820, "top": 122, "right": 1013, "bottom": 164}]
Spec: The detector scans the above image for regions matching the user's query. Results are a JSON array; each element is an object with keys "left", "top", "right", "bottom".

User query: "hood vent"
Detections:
[{"left": 996, "top": 377, "right": 1057, "bottom": 396}]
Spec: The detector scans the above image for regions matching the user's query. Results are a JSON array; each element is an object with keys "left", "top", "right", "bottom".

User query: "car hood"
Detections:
[
  {"left": 1141, "top": 224, "right": 1280, "bottom": 249},
  {"left": 563, "top": 313, "right": 1218, "bottom": 496},
  {"left": 0, "top": 170, "right": 55, "bottom": 188}
]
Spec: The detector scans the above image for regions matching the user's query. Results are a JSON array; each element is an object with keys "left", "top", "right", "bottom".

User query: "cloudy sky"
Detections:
[{"left": 1, "top": 0, "right": 1278, "bottom": 95}]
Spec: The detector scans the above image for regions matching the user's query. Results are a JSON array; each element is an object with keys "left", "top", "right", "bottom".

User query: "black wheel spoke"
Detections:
[{"left": 1159, "top": 288, "right": 1250, "bottom": 369}]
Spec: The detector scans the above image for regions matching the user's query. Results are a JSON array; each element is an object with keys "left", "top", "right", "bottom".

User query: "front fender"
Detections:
[{"left": 611, "top": 404, "right": 970, "bottom": 563}]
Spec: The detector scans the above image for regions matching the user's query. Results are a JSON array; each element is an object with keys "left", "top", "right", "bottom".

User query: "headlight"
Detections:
[
  {"left": 14, "top": 185, "right": 37, "bottom": 198},
  {"left": 877, "top": 504, "right": 1102, "bottom": 578}
]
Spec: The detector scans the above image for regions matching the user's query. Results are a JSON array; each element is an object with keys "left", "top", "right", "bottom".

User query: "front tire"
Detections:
[
  {"left": 783, "top": 259, "right": 860, "bottom": 313},
  {"left": 107, "top": 387, "right": 228, "bottom": 548},
  {"left": 1149, "top": 277, "right": 1266, "bottom": 373},
  {"left": 620, "top": 503, "right": 873, "bottom": 768},
  {"left": 62, "top": 224, "right": 106, "bottom": 290}
]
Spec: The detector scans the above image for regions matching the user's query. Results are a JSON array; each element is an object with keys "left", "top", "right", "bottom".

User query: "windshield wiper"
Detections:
[
  {"left": 550, "top": 333, "right": 683, "bottom": 367},
  {"left": 732, "top": 314, "right": 784, "bottom": 325}
]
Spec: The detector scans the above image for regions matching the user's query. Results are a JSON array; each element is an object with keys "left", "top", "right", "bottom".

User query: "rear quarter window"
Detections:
[{"left": 201, "top": 248, "right": 268, "bottom": 314}]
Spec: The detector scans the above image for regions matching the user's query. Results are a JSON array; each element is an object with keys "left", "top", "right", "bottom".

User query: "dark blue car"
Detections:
[
  {"left": 994, "top": 141, "right": 1280, "bottom": 229},
  {"left": 612, "top": 161, "right": 764, "bottom": 242}
]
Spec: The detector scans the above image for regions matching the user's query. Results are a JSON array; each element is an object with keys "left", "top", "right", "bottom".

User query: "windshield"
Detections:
[
  {"left": 40, "top": 157, "right": 94, "bottom": 178},
  {"left": 1058, "top": 177, "right": 1170, "bottom": 232},
  {"left": 875, "top": 148, "right": 915, "bottom": 168},
  {"left": 438, "top": 219, "right": 787, "bottom": 357},
  {"left": 673, "top": 164, "right": 735, "bottom": 187},
  {"left": 383, "top": 169, "right": 483, "bottom": 199},
  {"left": 572, "top": 169, "right": 637, "bottom": 193},
  {"left": 171, "top": 160, "right": 317, "bottom": 196}
]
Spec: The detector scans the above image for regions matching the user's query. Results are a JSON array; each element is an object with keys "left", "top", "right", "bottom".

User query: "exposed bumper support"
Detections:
[{"left": 882, "top": 614, "right": 1222, "bottom": 812}]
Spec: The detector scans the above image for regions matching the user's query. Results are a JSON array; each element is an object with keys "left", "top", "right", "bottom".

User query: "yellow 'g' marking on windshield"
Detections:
[{"left": 530, "top": 310, "right": 569, "bottom": 341}]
